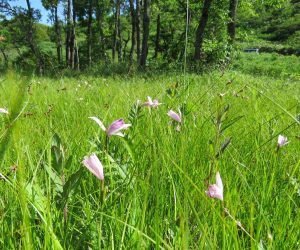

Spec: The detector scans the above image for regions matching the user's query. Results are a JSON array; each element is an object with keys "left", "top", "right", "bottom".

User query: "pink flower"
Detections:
[
  {"left": 0, "top": 108, "right": 8, "bottom": 114},
  {"left": 107, "top": 119, "right": 131, "bottom": 137},
  {"left": 89, "top": 117, "right": 131, "bottom": 137},
  {"left": 167, "top": 109, "right": 182, "bottom": 123},
  {"left": 277, "top": 135, "right": 289, "bottom": 148},
  {"left": 143, "top": 96, "right": 162, "bottom": 108},
  {"left": 82, "top": 153, "right": 104, "bottom": 180},
  {"left": 152, "top": 99, "right": 161, "bottom": 108},
  {"left": 206, "top": 172, "right": 223, "bottom": 201}
]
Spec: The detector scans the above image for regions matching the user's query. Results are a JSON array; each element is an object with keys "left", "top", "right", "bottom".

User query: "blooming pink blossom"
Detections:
[
  {"left": 206, "top": 172, "right": 223, "bottom": 201},
  {"left": 107, "top": 119, "right": 131, "bottom": 137},
  {"left": 82, "top": 153, "right": 104, "bottom": 180},
  {"left": 167, "top": 109, "right": 182, "bottom": 123},
  {"left": 143, "top": 96, "right": 162, "bottom": 108},
  {"left": 0, "top": 108, "right": 8, "bottom": 114},
  {"left": 277, "top": 135, "right": 289, "bottom": 148},
  {"left": 89, "top": 117, "right": 131, "bottom": 137}
]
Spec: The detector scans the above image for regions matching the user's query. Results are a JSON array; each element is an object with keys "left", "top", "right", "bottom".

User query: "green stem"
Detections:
[
  {"left": 105, "top": 134, "right": 109, "bottom": 154},
  {"left": 100, "top": 180, "right": 106, "bottom": 205}
]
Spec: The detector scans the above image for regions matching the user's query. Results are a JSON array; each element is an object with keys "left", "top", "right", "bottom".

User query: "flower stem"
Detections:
[
  {"left": 105, "top": 135, "right": 109, "bottom": 153},
  {"left": 100, "top": 180, "right": 106, "bottom": 204}
]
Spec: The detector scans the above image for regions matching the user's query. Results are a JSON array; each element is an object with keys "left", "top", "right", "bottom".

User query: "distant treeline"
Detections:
[{"left": 0, "top": 0, "right": 298, "bottom": 73}]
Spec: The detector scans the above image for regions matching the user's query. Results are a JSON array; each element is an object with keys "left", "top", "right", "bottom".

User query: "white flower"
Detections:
[{"left": 277, "top": 135, "right": 289, "bottom": 148}]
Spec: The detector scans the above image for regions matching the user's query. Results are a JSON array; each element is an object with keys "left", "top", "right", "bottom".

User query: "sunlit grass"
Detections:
[
  {"left": 233, "top": 52, "right": 300, "bottom": 80},
  {"left": 0, "top": 70, "right": 299, "bottom": 249}
]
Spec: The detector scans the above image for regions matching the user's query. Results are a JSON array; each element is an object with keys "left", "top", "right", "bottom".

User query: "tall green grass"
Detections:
[
  {"left": 233, "top": 52, "right": 300, "bottom": 80},
  {"left": 0, "top": 70, "right": 299, "bottom": 249}
]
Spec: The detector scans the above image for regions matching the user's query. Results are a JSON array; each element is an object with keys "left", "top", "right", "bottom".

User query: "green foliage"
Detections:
[
  {"left": 285, "top": 30, "right": 300, "bottom": 49},
  {"left": 35, "top": 23, "right": 52, "bottom": 43},
  {"left": 238, "top": 0, "right": 300, "bottom": 48},
  {"left": 14, "top": 48, "right": 57, "bottom": 73}
]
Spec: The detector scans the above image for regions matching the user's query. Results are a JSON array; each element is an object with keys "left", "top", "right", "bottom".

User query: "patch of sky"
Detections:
[{"left": 8, "top": 0, "right": 65, "bottom": 25}]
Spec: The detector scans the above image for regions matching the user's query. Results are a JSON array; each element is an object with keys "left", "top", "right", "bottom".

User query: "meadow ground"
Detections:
[{"left": 0, "top": 58, "right": 300, "bottom": 249}]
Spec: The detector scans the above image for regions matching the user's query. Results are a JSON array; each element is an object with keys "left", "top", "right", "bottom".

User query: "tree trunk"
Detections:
[
  {"left": 0, "top": 48, "right": 8, "bottom": 66},
  {"left": 72, "top": 0, "right": 79, "bottom": 70},
  {"left": 54, "top": 5, "right": 62, "bottom": 65},
  {"left": 87, "top": 0, "right": 93, "bottom": 67},
  {"left": 136, "top": 0, "right": 141, "bottom": 63},
  {"left": 139, "top": 0, "right": 151, "bottom": 69},
  {"left": 228, "top": 0, "right": 238, "bottom": 43},
  {"left": 70, "top": 0, "right": 75, "bottom": 68},
  {"left": 25, "top": 0, "right": 43, "bottom": 73},
  {"left": 129, "top": 0, "right": 135, "bottom": 64},
  {"left": 153, "top": 13, "right": 160, "bottom": 59},
  {"left": 96, "top": 0, "right": 106, "bottom": 60},
  {"left": 194, "top": 0, "right": 213, "bottom": 61},
  {"left": 75, "top": 41, "right": 79, "bottom": 70},
  {"left": 117, "top": 1, "right": 122, "bottom": 62},
  {"left": 112, "top": 0, "right": 121, "bottom": 62},
  {"left": 66, "top": 0, "right": 72, "bottom": 67}
]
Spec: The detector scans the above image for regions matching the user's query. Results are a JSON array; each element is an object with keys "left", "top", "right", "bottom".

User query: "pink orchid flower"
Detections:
[
  {"left": 206, "top": 171, "right": 223, "bottom": 201},
  {"left": 143, "top": 96, "right": 162, "bottom": 108},
  {"left": 0, "top": 108, "right": 8, "bottom": 114},
  {"left": 277, "top": 135, "right": 289, "bottom": 148},
  {"left": 82, "top": 153, "right": 104, "bottom": 180},
  {"left": 167, "top": 109, "right": 182, "bottom": 123},
  {"left": 89, "top": 117, "right": 131, "bottom": 137}
]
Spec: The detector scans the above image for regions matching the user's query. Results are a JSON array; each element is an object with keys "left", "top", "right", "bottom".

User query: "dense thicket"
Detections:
[{"left": 0, "top": 0, "right": 298, "bottom": 73}]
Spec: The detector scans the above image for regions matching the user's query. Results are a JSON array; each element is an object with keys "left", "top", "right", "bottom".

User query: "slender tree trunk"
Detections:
[
  {"left": 70, "top": 0, "right": 75, "bottom": 68},
  {"left": 228, "top": 0, "right": 238, "bottom": 43},
  {"left": 153, "top": 13, "right": 160, "bottom": 59},
  {"left": 72, "top": 0, "right": 79, "bottom": 70},
  {"left": 113, "top": 0, "right": 121, "bottom": 62},
  {"left": 0, "top": 48, "right": 8, "bottom": 66},
  {"left": 113, "top": 0, "right": 122, "bottom": 62},
  {"left": 87, "top": 0, "right": 93, "bottom": 67},
  {"left": 139, "top": 0, "right": 151, "bottom": 69},
  {"left": 129, "top": 0, "right": 135, "bottom": 64},
  {"left": 25, "top": 0, "right": 43, "bottom": 73},
  {"left": 112, "top": 30, "right": 115, "bottom": 61},
  {"left": 66, "top": 0, "right": 72, "bottom": 67},
  {"left": 96, "top": 0, "right": 106, "bottom": 60},
  {"left": 75, "top": 42, "right": 79, "bottom": 70},
  {"left": 194, "top": 0, "right": 213, "bottom": 61},
  {"left": 54, "top": 6, "right": 62, "bottom": 65},
  {"left": 136, "top": 0, "right": 141, "bottom": 63},
  {"left": 117, "top": 2, "right": 122, "bottom": 62}
]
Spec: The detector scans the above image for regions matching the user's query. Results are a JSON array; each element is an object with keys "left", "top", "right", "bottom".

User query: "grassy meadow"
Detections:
[{"left": 0, "top": 60, "right": 300, "bottom": 249}]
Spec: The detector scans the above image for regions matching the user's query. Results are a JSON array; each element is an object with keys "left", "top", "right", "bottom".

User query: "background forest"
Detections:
[{"left": 0, "top": 0, "right": 299, "bottom": 74}]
